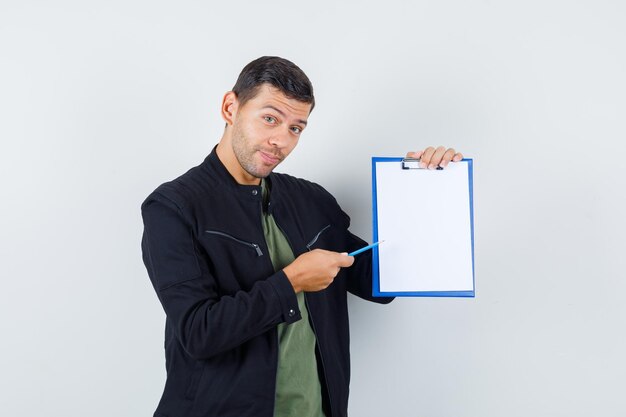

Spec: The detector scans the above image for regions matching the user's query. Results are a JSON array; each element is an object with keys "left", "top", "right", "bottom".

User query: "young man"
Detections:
[{"left": 141, "top": 56, "right": 463, "bottom": 417}]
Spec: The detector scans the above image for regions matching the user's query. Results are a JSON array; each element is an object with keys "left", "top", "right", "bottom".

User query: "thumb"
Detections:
[{"left": 338, "top": 252, "right": 355, "bottom": 267}]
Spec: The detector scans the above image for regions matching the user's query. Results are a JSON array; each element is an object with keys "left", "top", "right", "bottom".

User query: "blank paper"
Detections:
[{"left": 373, "top": 159, "right": 474, "bottom": 296}]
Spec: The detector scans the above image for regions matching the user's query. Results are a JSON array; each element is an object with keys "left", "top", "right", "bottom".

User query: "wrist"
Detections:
[{"left": 283, "top": 264, "right": 302, "bottom": 293}]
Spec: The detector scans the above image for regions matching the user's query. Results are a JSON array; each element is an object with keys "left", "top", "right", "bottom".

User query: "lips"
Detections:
[{"left": 259, "top": 150, "right": 281, "bottom": 164}]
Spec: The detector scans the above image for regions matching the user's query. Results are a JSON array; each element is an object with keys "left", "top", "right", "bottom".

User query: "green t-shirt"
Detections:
[{"left": 261, "top": 179, "right": 325, "bottom": 417}]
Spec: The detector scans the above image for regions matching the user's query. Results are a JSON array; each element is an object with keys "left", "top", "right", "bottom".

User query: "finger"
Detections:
[
  {"left": 327, "top": 266, "right": 340, "bottom": 281},
  {"left": 428, "top": 146, "right": 447, "bottom": 169},
  {"left": 338, "top": 258, "right": 354, "bottom": 268},
  {"left": 313, "top": 248, "right": 331, "bottom": 255},
  {"left": 338, "top": 253, "right": 355, "bottom": 267},
  {"left": 405, "top": 150, "right": 424, "bottom": 159},
  {"left": 439, "top": 148, "right": 456, "bottom": 168},
  {"left": 452, "top": 152, "right": 463, "bottom": 162},
  {"left": 420, "top": 146, "right": 435, "bottom": 168}
]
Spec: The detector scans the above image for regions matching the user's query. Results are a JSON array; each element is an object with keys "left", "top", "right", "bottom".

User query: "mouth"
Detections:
[{"left": 258, "top": 150, "right": 282, "bottom": 165}]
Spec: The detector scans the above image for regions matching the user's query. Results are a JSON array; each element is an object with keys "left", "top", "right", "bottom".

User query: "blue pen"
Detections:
[{"left": 348, "top": 240, "right": 384, "bottom": 256}]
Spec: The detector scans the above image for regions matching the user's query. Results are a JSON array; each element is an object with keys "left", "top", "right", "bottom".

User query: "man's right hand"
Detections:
[{"left": 283, "top": 249, "right": 355, "bottom": 293}]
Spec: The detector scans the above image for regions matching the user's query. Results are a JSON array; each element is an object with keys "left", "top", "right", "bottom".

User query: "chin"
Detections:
[
  {"left": 254, "top": 163, "right": 279, "bottom": 177},
  {"left": 257, "top": 169, "right": 274, "bottom": 178},
  {"left": 245, "top": 166, "right": 273, "bottom": 179}
]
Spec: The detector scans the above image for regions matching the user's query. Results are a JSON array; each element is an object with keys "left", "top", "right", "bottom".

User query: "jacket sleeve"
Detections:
[
  {"left": 141, "top": 194, "right": 301, "bottom": 360},
  {"left": 326, "top": 195, "right": 393, "bottom": 304},
  {"left": 344, "top": 228, "right": 394, "bottom": 304}
]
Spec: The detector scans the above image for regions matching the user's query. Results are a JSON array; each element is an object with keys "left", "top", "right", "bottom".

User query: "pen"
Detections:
[{"left": 348, "top": 240, "right": 384, "bottom": 256}]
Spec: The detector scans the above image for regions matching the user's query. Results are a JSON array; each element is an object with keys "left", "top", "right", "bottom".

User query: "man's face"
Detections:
[{"left": 230, "top": 84, "right": 311, "bottom": 180}]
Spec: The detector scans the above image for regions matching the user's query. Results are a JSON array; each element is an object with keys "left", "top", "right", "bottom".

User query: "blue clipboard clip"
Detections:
[{"left": 402, "top": 157, "right": 444, "bottom": 170}]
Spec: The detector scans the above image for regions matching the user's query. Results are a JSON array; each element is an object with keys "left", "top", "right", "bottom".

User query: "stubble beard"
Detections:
[{"left": 231, "top": 125, "right": 283, "bottom": 179}]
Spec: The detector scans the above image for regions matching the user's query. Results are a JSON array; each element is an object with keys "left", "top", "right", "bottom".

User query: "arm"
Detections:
[{"left": 141, "top": 196, "right": 300, "bottom": 360}]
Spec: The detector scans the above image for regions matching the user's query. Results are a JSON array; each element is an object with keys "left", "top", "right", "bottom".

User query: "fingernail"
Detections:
[{"left": 428, "top": 164, "right": 435, "bottom": 170}]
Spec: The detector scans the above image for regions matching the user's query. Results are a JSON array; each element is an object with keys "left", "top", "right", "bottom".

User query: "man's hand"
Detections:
[
  {"left": 283, "top": 249, "right": 355, "bottom": 293},
  {"left": 406, "top": 146, "right": 463, "bottom": 169}
]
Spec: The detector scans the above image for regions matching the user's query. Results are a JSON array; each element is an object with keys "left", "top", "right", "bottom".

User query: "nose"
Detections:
[{"left": 267, "top": 127, "right": 291, "bottom": 148}]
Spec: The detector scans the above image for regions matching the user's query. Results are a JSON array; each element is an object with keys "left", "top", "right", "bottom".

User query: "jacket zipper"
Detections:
[
  {"left": 303, "top": 293, "right": 333, "bottom": 417},
  {"left": 305, "top": 225, "right": 331, "bottom": 251},
  {"left": 260, "top": 200, "right": 282, "bottom": 417},
  {"left": 272, "top": 216, "right": 334, "bottom": 417},
  {"left": 204, "top": 230, "right": 263, "bottom": 256}
]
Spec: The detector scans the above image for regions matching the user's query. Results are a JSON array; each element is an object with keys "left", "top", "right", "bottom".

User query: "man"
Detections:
[{"left": 141, "top": 56, "right": 463, "bottom": 417}]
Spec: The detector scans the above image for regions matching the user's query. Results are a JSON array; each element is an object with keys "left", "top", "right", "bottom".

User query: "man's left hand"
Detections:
[{"left": 406, "top": 146, "right": 463, "bottom": 169}]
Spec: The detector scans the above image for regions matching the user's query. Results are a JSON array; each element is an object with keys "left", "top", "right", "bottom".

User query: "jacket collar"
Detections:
[{"left": 200, "top": 145, "right": 268, "bottom": 202}]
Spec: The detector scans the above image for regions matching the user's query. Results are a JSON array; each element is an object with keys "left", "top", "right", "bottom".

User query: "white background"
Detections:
[{"left": 1, "top": 1, "right": 625, "bottom": 416}]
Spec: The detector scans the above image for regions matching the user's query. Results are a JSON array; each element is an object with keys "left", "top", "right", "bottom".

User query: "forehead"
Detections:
[{"left": 243, "top": 84, "right": 312, "bottom": 119}]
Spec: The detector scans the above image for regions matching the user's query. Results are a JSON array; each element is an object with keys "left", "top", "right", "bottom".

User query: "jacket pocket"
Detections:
[
  {"left": 305, "top": 224, "right": 331, "bottom": 251},
  {"left": 204, "top": 230, "right": 263, "bottom": 256}
]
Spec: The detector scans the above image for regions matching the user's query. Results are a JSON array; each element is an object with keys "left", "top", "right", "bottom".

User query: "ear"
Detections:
[{"left": 221, "top": 91, "right": 239, "bottom": 126}]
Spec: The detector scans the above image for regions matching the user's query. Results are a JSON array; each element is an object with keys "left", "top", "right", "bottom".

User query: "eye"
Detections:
[
  {"left": 264, "top": 116, "right": 276, "bottom": 124},
  {"left": 290, "top": 126, "right": 303, "bottom": 134}
]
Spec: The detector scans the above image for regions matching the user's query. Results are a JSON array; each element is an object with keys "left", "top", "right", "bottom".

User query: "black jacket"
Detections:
[{"left": 141, "top": 148, "right": 392, "bottom": 417}]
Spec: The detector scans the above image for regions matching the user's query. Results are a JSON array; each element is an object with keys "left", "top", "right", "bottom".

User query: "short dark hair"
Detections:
[{"left": 232, "top": 56, "right": 315, "bottom": 111}]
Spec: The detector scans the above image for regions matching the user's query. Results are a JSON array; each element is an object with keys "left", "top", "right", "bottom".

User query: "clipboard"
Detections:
[{"left": 372, "top": 157, "right": 475, "bottom": 297}]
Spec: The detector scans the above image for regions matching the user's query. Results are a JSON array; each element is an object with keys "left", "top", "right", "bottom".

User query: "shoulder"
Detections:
[
  {"left": 141, "top": 162, "right": 213, "bottom": 214},
  {"left": 270, "top": 172, "right": 337, "bottom": 204},
  {"left": 270, "top": 172, "right": 350, "bottom": 227}
]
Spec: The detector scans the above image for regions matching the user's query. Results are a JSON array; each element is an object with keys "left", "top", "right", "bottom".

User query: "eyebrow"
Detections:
[{"left": 262, "top": 105, "right": 308, "bottom": 126}]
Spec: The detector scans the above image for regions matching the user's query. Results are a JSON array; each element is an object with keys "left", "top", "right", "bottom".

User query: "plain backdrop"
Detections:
[{"left": 1, "top": 1, "right": 625, "bottom": 416}]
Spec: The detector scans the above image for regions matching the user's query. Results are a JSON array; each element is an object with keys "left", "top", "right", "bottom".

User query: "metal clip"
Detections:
[
  {"left": 401, "top": 158, "right": 422, "bottom": 170},
  {"left": 401, "top": 157, "right": 444, "bottom": 170}
]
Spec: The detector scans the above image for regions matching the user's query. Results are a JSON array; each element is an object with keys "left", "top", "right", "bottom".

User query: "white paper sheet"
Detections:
[{"left": 375, "top": 160, "right": 474, "bottom": 293}]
